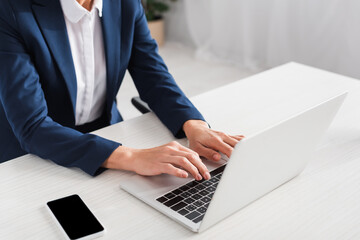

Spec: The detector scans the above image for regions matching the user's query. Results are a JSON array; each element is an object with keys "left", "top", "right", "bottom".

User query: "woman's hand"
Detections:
[
  {"left": 103, "top": 141, "right": 211, "bottom": 180},
  {"left": 102, "top": 120, "right": 243, "bottom": 180},
  {"left": 183, "top": 120, "right": 244, "bottom": 161}
]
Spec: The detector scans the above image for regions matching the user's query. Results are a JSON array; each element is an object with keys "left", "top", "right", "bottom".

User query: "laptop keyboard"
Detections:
[{"left": 156, "top": 165, "right": 226, "bottom": 223}]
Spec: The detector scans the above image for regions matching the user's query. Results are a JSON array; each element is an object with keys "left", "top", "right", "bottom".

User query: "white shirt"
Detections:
[{"left": 59, "top": 0, "right": 107, "bottom": 125}]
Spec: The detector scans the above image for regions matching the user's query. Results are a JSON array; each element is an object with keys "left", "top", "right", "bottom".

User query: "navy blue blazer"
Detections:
[{"left": 0, "top": 0, "right": 204, "bottom": 175}]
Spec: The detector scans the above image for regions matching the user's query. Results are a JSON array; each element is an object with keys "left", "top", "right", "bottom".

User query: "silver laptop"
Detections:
[{"left": 120, "top": 93, "right": 347, "bottom": 232}]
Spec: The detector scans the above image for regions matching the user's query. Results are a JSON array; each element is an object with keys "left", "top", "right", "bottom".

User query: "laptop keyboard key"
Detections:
[
  {"left": 192, "top": 194, "right": 202, "bottom": 200},
  {"left": 199, "top": 190, "right": 209, "bottom": 196},
  {"left": 156, "top": 197, "right": 167, "bottom": 203},
  {"left": 195, "top": 184, "right": 206, "bottom": 191},
  {"left": 193, "top": 215, "right": 204, "bottom": 223},
  {"left": 195, "top": 179, "right": 205, "bottom": 184},
  {"left": 193, "top": 200, "right": 204, "bottom": 207},
  {"left": 202, "top": 181, "right": 212, "bottom": 187},
  {"left": 179, "top": 185, "right": 190, "bottom": 191},
  {"left": 209, "top": 178, "right": 218, "bottom": 184},
  {"left": 197, "top": 207, "right": 207, "bottom": 214},
  {"left": 178, "top": 209, "right": 189, "bottom": 216},
  {"left": 172, "top": 189, "right": 182, "bottom": 195},
  {"left": 185, "top": 211, "right": 201, "bottom": 220},
  {"left": 184, "top": 198, "right": 195, "bottom": 204},
  {"left": 186, "top": 205, "right": 196, "bottom": 211},
  {"left": 201, "top": 196, "right": 211, "bottom": 203},
  {"left": 164, "top": 192, "right": 176, "bottom": 199},
  {"left": 186, "top": 181, "right": 199, "bottom": 188},
  {"left": 171, "top": 202, "right": 187, "bottom": 211},
  {"left": 164, "top": 196, "right": 184, "bottom": 207},
  {"left": 206, "top": 186, "right": 216, "bottom": 192},
  {"left": 188, "top": 188, "right": 198, "bottom": 194},
  {"left": 181, "top": 192, "right": 191, "bottom": 198}
]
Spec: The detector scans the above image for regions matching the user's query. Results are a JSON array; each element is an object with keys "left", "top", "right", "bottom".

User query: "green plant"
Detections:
[{"left": 141, "top": 0, "right": 177, "bottom": 21}]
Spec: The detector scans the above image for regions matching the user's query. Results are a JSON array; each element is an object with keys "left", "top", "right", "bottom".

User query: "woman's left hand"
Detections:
[{"left": 183, "top": 120, "right": 244, "bottom": 162}]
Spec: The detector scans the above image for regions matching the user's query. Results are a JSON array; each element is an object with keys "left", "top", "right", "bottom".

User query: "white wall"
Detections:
[
  {"left": 163, "top": 0, "right": 360, "bottom": 80},
  {"left": 163, "top": 1, "right": 195, "bottom": 48}
]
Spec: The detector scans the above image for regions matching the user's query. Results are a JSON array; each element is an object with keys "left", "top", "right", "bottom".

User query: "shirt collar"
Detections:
[{"left": 60, "top": 0, "right": 103, "bottom": 23}]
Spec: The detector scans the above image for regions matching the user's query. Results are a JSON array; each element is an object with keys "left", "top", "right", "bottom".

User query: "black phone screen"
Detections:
[{"left": 47, "top": 194, "right": 104, "bottom": 239}]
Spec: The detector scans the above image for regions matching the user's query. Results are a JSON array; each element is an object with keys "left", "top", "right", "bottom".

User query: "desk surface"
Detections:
[{"left": 1, "top": 63, "right": 360, "bottom": 239}]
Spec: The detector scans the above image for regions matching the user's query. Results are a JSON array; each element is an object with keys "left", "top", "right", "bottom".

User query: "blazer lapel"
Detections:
[
  {"left": 101, "top": 0, "right": 122, "bottom": 116},
  {"left": 32, "top": 0, "right": 77, "bottom": 118}
]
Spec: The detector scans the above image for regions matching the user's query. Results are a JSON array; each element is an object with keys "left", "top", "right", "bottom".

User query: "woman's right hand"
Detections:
[{"left": 103, "top": 141, "right": 211, "bottom": 180}]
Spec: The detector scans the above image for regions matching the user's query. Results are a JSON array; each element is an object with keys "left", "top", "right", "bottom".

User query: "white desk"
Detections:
[{"left": 1, "top": 63, "right": 360, "bottom": 239}]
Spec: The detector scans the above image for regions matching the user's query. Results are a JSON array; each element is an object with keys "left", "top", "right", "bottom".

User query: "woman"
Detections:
[{"left": 0, "top": 0, "right": 243, "bottom": 179}]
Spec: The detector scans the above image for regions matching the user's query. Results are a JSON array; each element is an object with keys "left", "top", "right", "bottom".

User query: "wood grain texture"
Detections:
[{"left": 1, "top": 63, "right": 360, "bottom": 239}]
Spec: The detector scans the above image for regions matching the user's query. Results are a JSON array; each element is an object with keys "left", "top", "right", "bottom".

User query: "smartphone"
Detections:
[{"left": 46, "top": 194, "right": 105, "bottom": 240}]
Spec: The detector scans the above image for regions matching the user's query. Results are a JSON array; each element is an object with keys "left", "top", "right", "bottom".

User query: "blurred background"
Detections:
[{"left": 118, "top": 0, "right": 360, "bottom": 120}]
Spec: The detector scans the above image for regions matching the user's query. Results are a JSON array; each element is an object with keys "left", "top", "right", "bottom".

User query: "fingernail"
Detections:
[
  {"left": 213, "top": 154, "right": 220, "bottom": 161},
  {"left": 205, "top": 172, "right": 211, "bottom": 180},
  {"left": 182, "top": 172, "right": 188, "bottom": 178},
  {"left": 197, "top": 174, "right": 202, "bottom": 181}
]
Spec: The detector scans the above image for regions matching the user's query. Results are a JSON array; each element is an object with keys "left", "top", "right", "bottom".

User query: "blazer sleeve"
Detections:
[
  {"left": 0, "top": 2, "right": 120, "bottom": 176},
  {"left": 127, "top": 0, "right": 206, "bottom": 138}
]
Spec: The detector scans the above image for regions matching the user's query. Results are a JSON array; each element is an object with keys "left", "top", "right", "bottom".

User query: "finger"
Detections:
[
  {"left": 209, "top": 138, "right": 233, "bottom": 158},
  {"left": 167, "top": 142, "right": 201, "bottom": 159},
  {"left": 163, "top": 143, "right": 208, "bottom": 180},
  {"left": 174, "top": 145, "right": 211, "bottom": 179},
  {"left": 231, "top": 135, "right": 245, "bottom": 141},
  {"left": 196, "top": 144, "right": 222, "bottom": 162},
  {"left": 161, "top": 163, "right": 188, "bottom": 178},
  {"left": 177, "top": 143, "right": 201, "bottom": 156},
  {"left": 164, "top": 142, "right": 196, "bottom": 157},
  {"left": 222, "top": 134, "right": 239, "bottom": 148},
  {"left": 170, "top": 156, "right": 203, "bottom": 180},
  {"left": 178, "top": 150, "right": 210, "bottom": 180}
]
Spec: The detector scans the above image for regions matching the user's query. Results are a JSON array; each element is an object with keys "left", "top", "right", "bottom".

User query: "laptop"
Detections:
[{"left": 120, "top": 92, "right": 347, "bottom": 232}]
